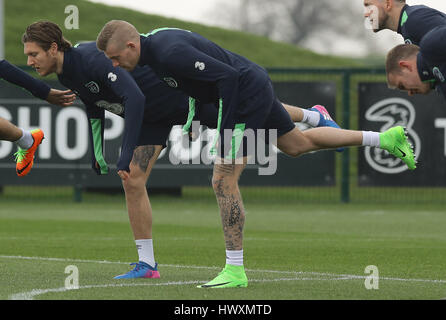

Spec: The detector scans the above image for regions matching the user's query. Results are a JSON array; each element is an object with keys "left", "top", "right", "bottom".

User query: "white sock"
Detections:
[
  {"left": 15, "top": 129, "right": 34, "bottom": 149},
  {"left": 226, "top": 250, "right": 243, "bottom": 266},
  {"left": 135, "top": 239, "right": 155, "bottom": 267},
  {"left": 301, "top": 109, "right": 321, "bottom": 127},
  {"left": 362, "top": 131, "right": 381, "bottom": 147}
]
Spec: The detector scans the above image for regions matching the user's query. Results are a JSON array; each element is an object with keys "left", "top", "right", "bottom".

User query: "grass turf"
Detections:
[
  {"left": 1, "top": 193, "right": 446, "bottom": 300},
  {"left": 5, "top": 0, "right": 362, "bottom": 68}
]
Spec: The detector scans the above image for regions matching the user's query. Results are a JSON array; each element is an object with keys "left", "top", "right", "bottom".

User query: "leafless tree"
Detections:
[
  {"left": 210, "top": 0, "right": 386, "bottom": 56},
  {"left": 239, "top": 0, "right": 363, "bottom": 42}
]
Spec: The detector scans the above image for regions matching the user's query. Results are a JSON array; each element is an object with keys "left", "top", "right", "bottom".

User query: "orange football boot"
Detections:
[{"left": 14, "top": 129, "right": 44, "bottom": 177}]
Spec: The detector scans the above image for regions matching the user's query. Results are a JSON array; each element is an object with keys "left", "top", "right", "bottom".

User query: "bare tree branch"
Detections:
[{"left": 218, "top": 0, "right": 370, "bottom": 53}]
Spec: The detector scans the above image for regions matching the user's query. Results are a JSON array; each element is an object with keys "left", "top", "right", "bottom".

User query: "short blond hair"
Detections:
[
  {"left": 386, "top": 44, "right": 420, "bottom": 76},
  {"left": 96, "top": 20, "right": 139, "bottom": 51}
]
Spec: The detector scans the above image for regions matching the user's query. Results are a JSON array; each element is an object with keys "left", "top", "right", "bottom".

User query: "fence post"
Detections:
[
  {"left": 341, "top": 71, "right": 351, "bottom": 203},
  {"left": 74, "top": 185, "right": 83, "bottom": 203},
  {"left": 73, "top": 163, "right": 83, "bottom": 203}
]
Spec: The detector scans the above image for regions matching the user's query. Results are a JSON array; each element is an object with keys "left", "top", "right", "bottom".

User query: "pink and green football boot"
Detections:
[
  {"left": 114, "top": 261, "right": 160, "bottom": 279},
  {"left": 311, "top": 105, "right": 344, "bottom": 152}
]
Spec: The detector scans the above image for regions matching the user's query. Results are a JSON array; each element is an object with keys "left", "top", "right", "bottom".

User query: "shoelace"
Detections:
[
  {"left": 129, "top": 262, "right": 143, "bottom": 272},
  {"left": 14, "top": 148, "right": 28, "bottom": 163},
  {"left": 129, "top": 262, "right": 154, "bottom": 273}
]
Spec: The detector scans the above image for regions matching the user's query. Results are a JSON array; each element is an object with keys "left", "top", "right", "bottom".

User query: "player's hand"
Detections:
[
  {"left": 92, "top": 161, "right": 109, "bottom": 175},
  {"left": 92, "top": 161, "right": 101, "bottom": 175},
  {"left": 117, "top": 170, "right": 130, "bottom": 181},
  {"left": 46, "top": 89, "right": 76, "bottom": 106}
]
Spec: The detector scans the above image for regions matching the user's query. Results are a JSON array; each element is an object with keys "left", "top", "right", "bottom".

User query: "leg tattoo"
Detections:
[
  {"left": 131, "top": 145, "right": 156, "bottom": 172},
  {"left": 218, "top": 192, "right": 245, "bottom": 251},
  {"left": 213, "top": 163, "right": 246, "bottom": 251}
]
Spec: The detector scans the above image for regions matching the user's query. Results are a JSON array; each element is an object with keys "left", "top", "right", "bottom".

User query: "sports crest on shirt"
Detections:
[
  {"left": 85, "top": 81, "right": 100, "bottom": 93},
  {"left": 433, "top": 67, "right": 446, "bottom": 83},
  {"left": 163, "top": 77, "right": 178, "bottom": 88}
]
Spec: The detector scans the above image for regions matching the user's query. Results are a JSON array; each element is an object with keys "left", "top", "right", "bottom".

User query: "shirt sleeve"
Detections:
[
  {"left": 93, "top": 60, "right": 146, "bottom": 172},
  {"left": 163, "top": 44, "right": 240, "bottom": 133},
  {"left": 405, "top": 9, "right": 446, "bottom": 45},
  {"left": 0, "top": 59, "right": 51, "bottom": 100},
  {"left": 420, "top": 27, "right": 446, "bottom": 98},
  {"left": 420, "top": 26, "right": 446, "bottom": 64}
]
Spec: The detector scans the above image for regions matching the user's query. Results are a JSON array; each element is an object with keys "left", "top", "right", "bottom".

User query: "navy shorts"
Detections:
[
  {"left": 218, "top": 80, "right": 296, "bottom": 159},
  {"left": 137, "top": 96, "right": 218, "bottom": 147}
]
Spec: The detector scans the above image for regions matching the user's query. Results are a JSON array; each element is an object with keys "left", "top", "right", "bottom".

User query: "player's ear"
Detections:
[
  {"left": 49, "top": 42, "right": 58, "bottom": 55},
  {"left": 399, "top": 61, "right": 413, "bottom": 72}
]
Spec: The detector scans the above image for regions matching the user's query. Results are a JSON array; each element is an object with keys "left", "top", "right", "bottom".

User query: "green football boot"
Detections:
[
  {"left": 198, "top": 264, "right": 248, "bottom": 288},
  {"left": 380, "top": 126, "right": 416, "bottom": 170}
]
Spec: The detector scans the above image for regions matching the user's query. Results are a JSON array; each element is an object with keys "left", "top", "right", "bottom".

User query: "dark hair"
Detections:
[{"left": 22, "top": 21, "right": 72, "bottom": 51}]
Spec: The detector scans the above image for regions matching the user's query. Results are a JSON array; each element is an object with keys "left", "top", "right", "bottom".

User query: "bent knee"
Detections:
[
  {"left": 122, "top": 173, "right": 147, "bottom": 193},
  {"left": 212, "top": 175, "right": 232, "bottom": 189},
  {"left": 211, "top": 174, "right": 239, "bottom": 192},
  {"left": 282, "top": 147, "right": 304, "bottom": 158}
]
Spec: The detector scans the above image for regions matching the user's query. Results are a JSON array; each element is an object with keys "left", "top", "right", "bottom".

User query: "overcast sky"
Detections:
[{"left": 87, "top": 0, "right": 446, "bottom": 57}]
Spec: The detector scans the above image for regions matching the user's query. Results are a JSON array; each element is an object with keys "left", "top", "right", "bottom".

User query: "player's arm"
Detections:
[
  {"left": 419, "top": 27, "right": 446, "bottom": 98},
  {"left": 84, "top": 100, "right": 109, "bottom": 175},
  {"left": 164, "top": 45, "right": 240, "bottom": 133},
  {"left": 96, "top": 63, "right": 145, "bottom": 174},
  {"left": 0, "top": 59, "right": 75, "bottom": 105},
  {"left": 419, "top": 26, "right": 446, "bottom": 64},
  {"left": 0, "top": 59, "right": 50, "bottom": 99}
]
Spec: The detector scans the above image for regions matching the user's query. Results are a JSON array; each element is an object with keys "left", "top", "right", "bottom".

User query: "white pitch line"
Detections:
[
  {"left": 0, "top": 255, "right": 377, "bottom": 277},
  {"left": 0, "top": 255, "right": 446, "bottom": 294},
  {"left": 0, "top": 255, "right": 222, "bottom": 270},
  {"left": 3, "top": 254, "right": 446, "bottom": 283},
  {"left": 9, "top": 280, "right": 203, "bottom": 300},
  {"left": 10, "top": 278, "right": 352, "bottom": 300},
  {"left": 0, "top": 255, "right": 130, "bottom": 266}
]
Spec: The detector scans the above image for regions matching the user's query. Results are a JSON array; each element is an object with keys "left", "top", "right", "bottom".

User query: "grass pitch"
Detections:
[{"left": 1, "top": 192, "right": 446, "bottom": 300}]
